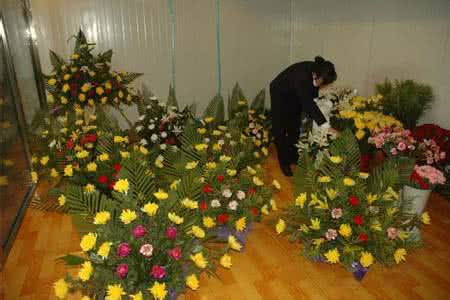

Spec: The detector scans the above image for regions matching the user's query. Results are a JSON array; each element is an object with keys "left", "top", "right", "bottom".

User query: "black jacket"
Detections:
[{"left": 270, "top": 61, "right": 327, "bottom": 126}]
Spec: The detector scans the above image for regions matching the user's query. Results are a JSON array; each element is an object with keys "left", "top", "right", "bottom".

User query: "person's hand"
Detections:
[{"left": 328, "top": 127, "right": 340, "bottom": 136}]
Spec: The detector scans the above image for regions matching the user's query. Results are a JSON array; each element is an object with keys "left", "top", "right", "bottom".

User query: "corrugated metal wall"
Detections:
[
  {"left": 30, "top": 0, "right": 450, "bottom": 126},
  {"left": 30, "top": 0, "right": 292, "bottom": 115}
]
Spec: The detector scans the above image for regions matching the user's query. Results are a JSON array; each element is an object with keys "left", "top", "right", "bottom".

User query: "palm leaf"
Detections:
[
  {"left": 294, "top": 153, "right": 317, "bottom": 194},
  {"left": 251, "top": 88, "right": 266, "bottom": 113},
  {"left": 121, "top": 72, "right": 143, "bottom": 85},
  {"left": 228, "top": 82, "right": 245, "bottom": 119},
  {"left": 203, "top": 94, "right": 225, "bottom": 125},
  {"left": 49, "top": 50, "right": 66, "bottom": 70},
  {"left": 166, "top": 84, "right": 178, "bottom": 109}
]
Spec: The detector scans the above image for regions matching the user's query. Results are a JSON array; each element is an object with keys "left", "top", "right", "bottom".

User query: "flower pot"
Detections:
[{"left": 402, "top": 185, "right": 431, "bottom": 241}]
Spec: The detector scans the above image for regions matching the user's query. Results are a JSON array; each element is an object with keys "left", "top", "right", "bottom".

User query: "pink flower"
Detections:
[
  {"left": 116, "top": 263, "right": 129, "bottom": 278},
  {"left": 168, "top": 246, "right": 182, "bottom": 260},
  {"left": 166, "top": 226, "right": 177, "bottom": 240},
  {"left": 150, "top": 265, "right": 166, "bottom": 279},
  {"left": 387, "top": 227, "right": 399, "bottom": 240},
  {"left": 139, "top": 244, "right": 154, "bottom": 257},
  {"left": 390, "top": 148, "right": 398, "bottom": 155},
  {"left": 117, "top": 242, "right": 132, "bottom": 257},
  {"left": 132, "top": 225, "right": 147, "bottom": 239},
  {"left": 397, "top": 142, "right": 406, "bottom": 151},
  {"left": 440, "top": 152, "right": 446, "bottom": 160},
  {"left": 331, "top": 208, "right": 343, "bottom": 219},
  {"left": 325, "top": 229, "right": 337, "bottom": 240}
]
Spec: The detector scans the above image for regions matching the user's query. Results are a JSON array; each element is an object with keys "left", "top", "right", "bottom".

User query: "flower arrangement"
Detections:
[
  {"left": 277, "top": 130, "right": 428, "bottom": 278},
  {"left": 368, "top": 127, "right": 416, "bottom": 158},
  {"left": 43, "top": 30, "right": 141, "bottom": 114},
  {"left": 296, "top": 126, "right": 337, "bottom": 168},
  {"left": 409, "top": 165, "right": 446, "bottom": 190}
]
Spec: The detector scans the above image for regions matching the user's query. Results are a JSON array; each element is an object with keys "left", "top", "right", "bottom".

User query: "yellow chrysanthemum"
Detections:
[
  {"left": 120, "top": 209, "right": 137, "bottom": 224},
  {"left": 228, "top": 235, "right": 242, "bottom": 251},
  {"left": 235, "top": 217, "right": 246, "bottom": 232},
  {"left": 360, "top": 251, "right": 374, "bottom": 268},
  {"left": 261, "top": 204, "right": 269, "bottom": 215},
  {"left": 203, "top": 216, "right": 216, "bottom": 228},
  {"left": 97, "top": 242, "right": 112, "bottom": 259},
  {"left": 330, "top": 156, "right": 343, "bottom": 164},
  {"left": 186, "top": 274, "right": 200, "bottom": 290},
  {"left": 182, "top": 198, "right": 198, "bottom": 209},
  {"left": 141, "top": 202, "right": 159, "bottom": 216},
  {"left": 86, "top": 162, "right": 97, "bottom": 172},
  {"left": 168, "top": 212, "right": 184, "bottom": 224},
  {"left": 272, "top": 179, "right": 281, "bottom": 189},
  {"left": 206, "top": 162, "right": 217, "bottom": 169},
  {"left": 80, "top": 232, "right": 97, "bottom": 252},
  {"left": 355, "top": 129, "right": 366, "bottom": 140},
  {"left": 64, "top": 164, "right": 73, "bottom": 177},
  {"left": 370, "top": 221, "right": 382, "bottom": 232},
  {"left": 170, "top": 179, "right": 180, "bottom": 190},
  {"left": 78, "top": 261, "right": 93, "bottom": 282},
  {"left": 96, "top": 86, "right": 104, "bottom": 95},
  {"left": 310, "top": 218, "right": 321, "bottom": 230},
  {"left": 48, "top": 78, "right": 57, "bottom": 85},
  {"left": 339, "top": 224, "right": 352, "bottom": 237},
  {"left": 252, "top": 176, "right": 264, "bottom": 186},
  {"left": 93, "top": 211, "right": 111, "bottom": 225},
  {"left": 275, "top": 219, "right": 286, "bottom": 234},
  {"left": 227, "top": 169, "right": 237, "bottom": 177},
  {"left": 106, "top": 284, "right": 126, "bottom": 300},
  {"left": 212, "top": 130, "right": 222, "bottom": 136},
  {"left": 212, "top": 143, "right": 222, "bottom": 151},
  {"left": 295, "top": 193, "right": 307, "bottom": 208},
  {"left": 58, "top": 194, "right": 66, "bottom": 206},
  {"left": 191, "top": 225, "right": 206, "bottom": 238},
  {"left": 421, "top": 212, "right": 431, "bottom": 225},
  {"left": 185, "top": 161, "right": 199, "bottom": 170},
  {"left": 318, "top": 176, "right": 332, "bottom": 183},
  {"left": 153, "top": 189, "right": 169, "bottom": 200},
  {"left": 76, "top": 150, "right": 90, "bottom": 159},
  {"left": 220, "top": 155, "right": 232, "bottom": 162},
  {"left": 325, "top": 188, "right": 338, "bottom": 200},
  {"left": 394, "top": 248, "right": 407, "bottom": 264},
  {"left": 190, "top": 252, "right": 208, "bottom": 268},
  {"left": 387, "top": 207, "right": 398, "bottom": 216},
  {"left": 62, "top": 83, "right": 70, "bottom": 93},
  {"left": 120, "top": 151, "right": 130, "bottom": 159},
  {"left": 343, "top": 177, "right": 355, "bottom": 186},
  {"left": 197, "top": 128, "right": 207, "bottom": 134},
  {"left": 84, "top": 184, "right": 96, "bottom": 193},
  {"left": 204, "top": 117, "right": 214, "bottom": 123},
  {"left": 130, "top": 291, "right": 143, "bottom": 300},
  {"left": 53, "top": 278, "right": 69, "bottom": 299},
  {"left": 114, "top": 179, "right": 129, "bottom": 194},
  {"left": 195, "top": 143, "right": 208, "bottom": 151},
  {"left": 359, "top": 172, "right": 369, "bottom": 179},
  {"left": 324, "top": 248, "right": 340, "bottom": 264},
  {"left": 40, "top": 156, "right": 50, "bottom": 166},
  {"left": 220, "top": 254, "right": 232, "bottom": 268},
  {"left": 270, "top": 199, "right": 278, "bottom": 211},
  {"left": 367, "top": 193, "right": 378, "bottom": 204},
  {"left": 98, "top": 153, "right": 110, "bottom": 161},
  {"left": 247, "top": 166, "right": 257, "bottom": 175}
]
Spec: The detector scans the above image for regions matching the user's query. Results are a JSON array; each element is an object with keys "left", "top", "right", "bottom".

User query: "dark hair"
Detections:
[{"left": 313, "top": 56, "right": 337, "bottom": 85}]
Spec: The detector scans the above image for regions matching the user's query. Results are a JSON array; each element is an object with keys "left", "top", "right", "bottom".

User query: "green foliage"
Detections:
[
  {"left": 228, "top": 82, "right": 246, "bottom": 119},
  {"left": 250, "top": 88, "right": 266, "bottom": 113},
  {"left": 376, "top": 79, "right": 434, "bottom": 129},
  {"left": 203, "top": 94, "right": 225, "bottom": 125}
]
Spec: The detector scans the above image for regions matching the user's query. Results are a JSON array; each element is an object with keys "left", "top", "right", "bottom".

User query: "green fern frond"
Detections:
[
  {"left": 294, "top": 153, "right": 317, "bottom": 194},
  {"left": 228, "top": 82, "right": 245, "bottom": 119},
  {"left": 203, "top": 94, "right": 225, "bottom": 125}
]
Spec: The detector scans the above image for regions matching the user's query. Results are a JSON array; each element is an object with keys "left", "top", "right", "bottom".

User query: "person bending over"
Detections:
[{"left": 270, "top": 56, "right": 338, "bottom": 177}]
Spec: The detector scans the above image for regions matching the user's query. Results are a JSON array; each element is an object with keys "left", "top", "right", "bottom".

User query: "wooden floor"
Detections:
[{"left": 2, "top": 151, "right": 450, "bottom": 300}]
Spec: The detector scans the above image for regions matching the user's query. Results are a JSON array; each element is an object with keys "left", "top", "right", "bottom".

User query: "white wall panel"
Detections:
[
  {"left": 221, "top": 0, "right": 291, "bottom": 104},
  {"left": 292, "top": 0, "right": 450, "bottom": 128}
]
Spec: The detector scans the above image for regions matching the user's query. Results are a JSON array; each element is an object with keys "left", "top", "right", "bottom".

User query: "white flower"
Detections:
[
  {"left": 236, "top": 190, "right": 246, "bottom": 200},
  {"left": 138, "top": 115, "right": 146, "bottom": 121},
  {"left": 249, "top": 123, "right": 255, "bottom": 129},
  {"left": 228, "top": 200, "right": 238, "bottom": 210},
  {"left": 173, "top": 126, "right": 182, "bottom": 135},
  {"left": 156, "top": 155, "right": 164, "bottom": 162},
  {"left": 150, "top": 96, "right": 157, "bottom": 100},
  {"left": 151, "top": 134, "right": 158, "bottom": 142},
  {"left": 161, "top": 132, "right": 168, "bottom": 138},
  {"left": 222, "top": 189, "right": 232, "bottom": 198},
  {"left": 160, "top": 143, "right": 167, "bottom": 150},
  {"left": 204, "top": 138, "right": 210, "bottom": 143},
  {"left": 140, "top": 138, "right": 148, "bottom": 145},
  {"left": 146, "top": 104, "right": 152, "bottom": 109},
  {"left": 148, "top": 124, "right": 156, "bottom": 130},
  {"left": 225, "top": 133, "right": 232, "bottom": 138},
  {"left": 136, "top": 125, "right": 143, "bottom": 132},
  {"left": 49, "top": 139, "right": 56, "bottom": 148},
  {"left": 211, "top": 199, "right": 221, "bottom": 208},
  {"left": 218, "top": 139, "right": 225, "bottom": 146}
]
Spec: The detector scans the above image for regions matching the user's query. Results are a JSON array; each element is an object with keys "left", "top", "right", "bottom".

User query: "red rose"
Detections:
[
  {"left": 203, "top": 184, "right": 212, "bottom": 194},
  {"left": 66, "top": 139, "right": 74, "bottom": 150},
  {"left": 98, "top": 175, "right": 108, "bottom": 184},
  {"left": 348, "top": 196, "right": 360, "bottom": 206},
  {"left": 353, "top": 215, "right": 363, "bottom": 225},
  {"left": 251, "top": 207, "right": 258, "bottom": 216},
  {"left": 358, "top": 232, "right": 368, "bottom": 242},
  {"left": 109, "top": 182, "right": 115, "bottom": 190},
  {"left": 200, "top": 201, "right": 207, "bottom": 212},
  {"left": 87, "top": 134, "right": 97, "bottom": 143},
  {"left": 217, "top": 175, "right": 225, "bottom": 183},
  {"left": 88, "top": 90, "right": 95, "bottom": 97},
  {"left": 113, "top": 164, "right": 122, "bottom": 172},
  {"left": 248, "top": 187, "right": 256, "bottom": 195},
  {"left": 217, "top": 214, "right": 229, "bottom": 224}
]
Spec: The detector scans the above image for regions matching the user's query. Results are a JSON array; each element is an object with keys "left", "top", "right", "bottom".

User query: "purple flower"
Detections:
[
  {"left": 166, "top": 226, "right": 177, "bottom": 240},
  {"left": 151, "top": 265, "right": 166, "bottom": 279},
  {"left": 132, "top": 225, "right": 147, "bottom": 239},
  {"left": 139, "top": 244, "right": 153, "bottom": 258},
  {"left": 117, "top": 242, "right": 132, "bottom": 257},
  {"left": 116, "top": 263, "right": 129, "bottom": 278}
]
